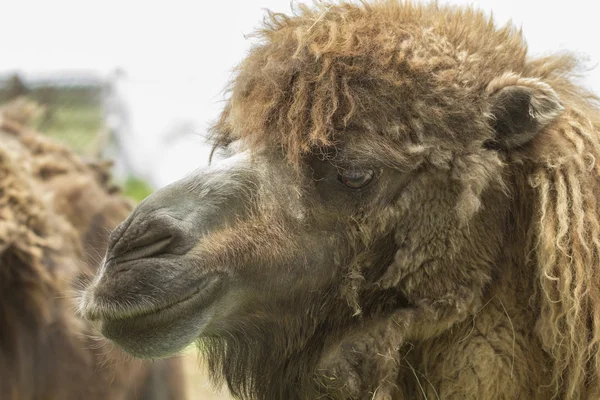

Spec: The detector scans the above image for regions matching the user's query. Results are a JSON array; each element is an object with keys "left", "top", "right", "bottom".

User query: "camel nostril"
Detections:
[
  {"left": 109, "top": 235, "right": 174, "bottom": 264},
  {"left": 105, "top": 209, "right": 197, "bottom": 268}
]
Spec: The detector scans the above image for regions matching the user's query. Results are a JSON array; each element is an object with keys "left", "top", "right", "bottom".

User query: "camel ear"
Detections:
[{"left": 485, "top": 73, "right": 564, "bottom": 150}]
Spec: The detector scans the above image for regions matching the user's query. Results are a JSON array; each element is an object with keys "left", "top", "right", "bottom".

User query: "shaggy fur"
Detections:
[
  {"left": 0, "top": 116, "right": 186, "bottom": 400},
  {"left": 210, "top": 2, "right": 600, "bottom": 398},
  {"left": 83, "top": 1, "right": 600, "bottom": 399}
]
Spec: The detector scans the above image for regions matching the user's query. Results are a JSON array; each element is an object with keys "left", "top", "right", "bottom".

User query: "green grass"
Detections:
[{"left": 122, "top": 175, "right": 154, "bottom": 203}]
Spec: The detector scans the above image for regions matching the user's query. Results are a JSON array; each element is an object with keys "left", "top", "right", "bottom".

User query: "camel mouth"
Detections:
[
  {"left": 92, "top": 274, "right": 224, "bottom": 359},
  {"left": 89, "top": 274, "right": 222, "bottom": 324}
]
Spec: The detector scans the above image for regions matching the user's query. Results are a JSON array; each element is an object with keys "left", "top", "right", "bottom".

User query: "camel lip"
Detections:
[{"left": 88, "top": 274, "right": 221, "bottom": 323}]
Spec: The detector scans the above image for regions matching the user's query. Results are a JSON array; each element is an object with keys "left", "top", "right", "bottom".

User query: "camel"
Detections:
[
  {"left": 0, "top": 112, "right": 187, "bottom": 399},
  {"left": 81, "top": 1, "right": 600, "bottom": 399}
]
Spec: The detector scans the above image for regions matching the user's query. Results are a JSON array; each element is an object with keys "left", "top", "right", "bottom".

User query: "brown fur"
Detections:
[
  {"left": 0, "top": 116, "right": 187, "bottom": 400},
  {"left": 210, "top": 2, "right": 600, "bottom": 398},
  {"left": 82, "top": 2, "right": 600, "bottom": 399}
]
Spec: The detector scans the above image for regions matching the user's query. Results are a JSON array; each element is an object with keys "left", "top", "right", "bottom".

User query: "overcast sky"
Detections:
[{"left": 3, "top": 0, "right": 598, "bottom": 187}]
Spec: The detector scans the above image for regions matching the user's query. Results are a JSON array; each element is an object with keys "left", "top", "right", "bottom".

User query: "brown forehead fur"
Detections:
[
  {"left": 208, "top": 1, "right": 600, "bottom": 399},
  {"left": 211, "top": 0, "right": 593, "bottom": 166}
]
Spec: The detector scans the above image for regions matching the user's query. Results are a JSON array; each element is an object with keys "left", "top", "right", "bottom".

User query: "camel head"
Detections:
[{"left": 82, "top": 2, "right": 571, "bottom": 398}]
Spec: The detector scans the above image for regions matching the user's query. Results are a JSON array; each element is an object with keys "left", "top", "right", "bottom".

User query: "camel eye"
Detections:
[{"left": 337, "top": 168, "right": 375, "bottom": 189}]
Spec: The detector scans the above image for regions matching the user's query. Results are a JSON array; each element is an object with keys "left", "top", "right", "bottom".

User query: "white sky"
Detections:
[{"left": 3, "top": 0, "right": 599, "bottom": 187}]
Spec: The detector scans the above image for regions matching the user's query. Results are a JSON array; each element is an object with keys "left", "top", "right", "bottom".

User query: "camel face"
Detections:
[
  {"left": 80, "top": 141, "right": 350, "bottom": 357},
  {"left": 81, "top": 131, "right": 436, "bottom": 359},
  {"left": 81, "top": 114, "right": 507, "bottom": 361}
]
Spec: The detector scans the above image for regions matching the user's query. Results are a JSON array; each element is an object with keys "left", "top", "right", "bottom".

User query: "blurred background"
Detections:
[{"left": 1, "top": 0, "right": 597, "bottom": 397}]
